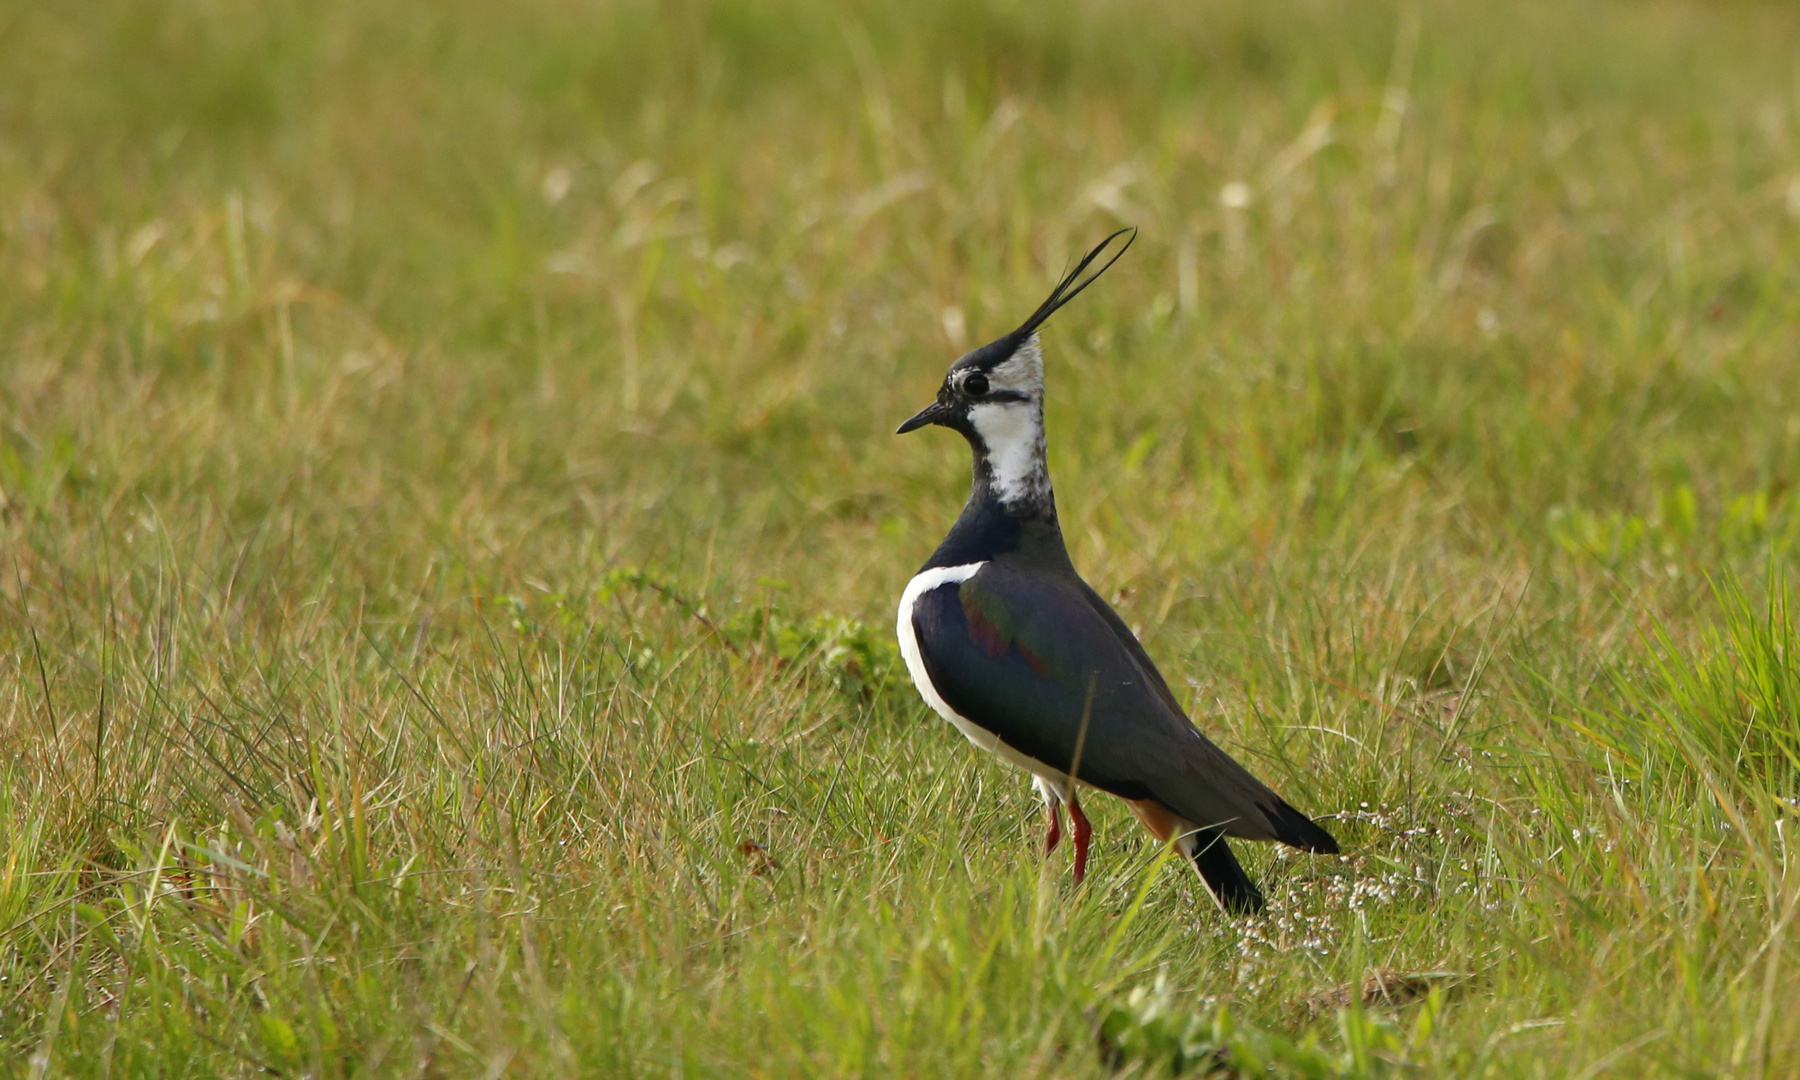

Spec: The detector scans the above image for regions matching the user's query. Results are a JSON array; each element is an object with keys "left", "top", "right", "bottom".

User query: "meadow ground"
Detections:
[{"left": 5, "top": 0, "right": 1800, "bottom": 1075}]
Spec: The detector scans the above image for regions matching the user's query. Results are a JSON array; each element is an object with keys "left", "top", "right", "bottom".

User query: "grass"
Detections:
[{"left": 4, "top": 0, "right": 1800, "bottom": 1074}]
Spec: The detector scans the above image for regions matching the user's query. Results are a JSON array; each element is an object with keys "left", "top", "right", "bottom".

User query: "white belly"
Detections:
[{"left": 896, "top": 562, "right": 1071, "bottom": 802}]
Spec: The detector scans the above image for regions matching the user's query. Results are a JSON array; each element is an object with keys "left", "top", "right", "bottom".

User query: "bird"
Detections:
[{"left": 893, "top": 229, "right": 1338, "bottom": 913}]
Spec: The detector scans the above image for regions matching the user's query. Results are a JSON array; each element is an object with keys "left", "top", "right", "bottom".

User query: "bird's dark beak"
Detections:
[{"left": 896, "top": 400, "right": 952, "bottom": 435}]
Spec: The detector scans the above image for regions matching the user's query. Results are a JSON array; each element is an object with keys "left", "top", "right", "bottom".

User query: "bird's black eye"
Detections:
[{"left": 964, "top": 372, "right": 990, "bottom": 396}]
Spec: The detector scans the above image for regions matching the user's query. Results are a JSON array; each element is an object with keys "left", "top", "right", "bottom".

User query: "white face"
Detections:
[{"left": 960, "top": 335, "right": 1048, "bottom": 506}]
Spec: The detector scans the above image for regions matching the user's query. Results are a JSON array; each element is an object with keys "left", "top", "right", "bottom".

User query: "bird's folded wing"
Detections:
[{"left": 910, "top": 562, "right": 1335, "bottom": 851}]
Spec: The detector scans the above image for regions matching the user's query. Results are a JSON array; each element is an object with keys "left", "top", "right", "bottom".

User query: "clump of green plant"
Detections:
[
  {"left": 597, "top": 566, "right": 901, "bottom": 699},
  {"left": 1095, "top": 977, "right": 1443, "bottom": 1078},
  {"left": 1561, "top": 571, "right": 1800, "bottom": 800},
  {"left": 1548, "top": 486, "right": 1797, "bottom": 571}
]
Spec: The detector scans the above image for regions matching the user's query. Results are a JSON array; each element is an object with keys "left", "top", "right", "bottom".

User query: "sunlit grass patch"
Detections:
[{"left": 1564, "top": 572, "right": 1800, "bottom": 803}]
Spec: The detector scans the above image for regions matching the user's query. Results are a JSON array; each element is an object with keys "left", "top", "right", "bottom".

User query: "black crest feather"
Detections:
[{"left": 1011, "top": 227, "right": 1137, "bottom": 341}]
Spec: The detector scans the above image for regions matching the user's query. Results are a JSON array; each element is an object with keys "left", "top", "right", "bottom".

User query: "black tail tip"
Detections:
[{"left": 1265, "top": 797, "right": 1340, "bottom": 855}]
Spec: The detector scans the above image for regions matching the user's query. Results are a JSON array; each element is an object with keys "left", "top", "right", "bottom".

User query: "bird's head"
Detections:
[{"left": 896, "top": 228, "right": 1135, "bottom": 441}]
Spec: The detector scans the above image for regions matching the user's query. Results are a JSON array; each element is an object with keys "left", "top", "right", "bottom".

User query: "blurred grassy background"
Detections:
[{"left": 5, "top": 0, "right": 1800, "bottom": 1075}]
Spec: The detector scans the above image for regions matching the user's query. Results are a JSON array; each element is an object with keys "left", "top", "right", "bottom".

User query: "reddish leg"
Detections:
[
  {"left": 1044, "top": 800, "right": 1064, "bottom": 854},
  {"left": 1067, "top": 795, "right": 1093, "bottom": 886}
]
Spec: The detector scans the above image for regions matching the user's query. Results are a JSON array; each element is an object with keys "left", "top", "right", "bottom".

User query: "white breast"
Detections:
[{"left": 896, "top": 562, "right": 1071, "bottom": 799}]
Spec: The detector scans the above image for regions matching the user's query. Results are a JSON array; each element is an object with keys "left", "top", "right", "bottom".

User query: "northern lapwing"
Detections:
[{"left": 894, "top": 229, "right": 1338, "bottom": 913}]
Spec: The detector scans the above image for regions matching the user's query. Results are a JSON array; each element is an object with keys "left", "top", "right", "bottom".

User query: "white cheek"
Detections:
[{"left": 987, "top": 336, "right": 1044, "bottom": 396}]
